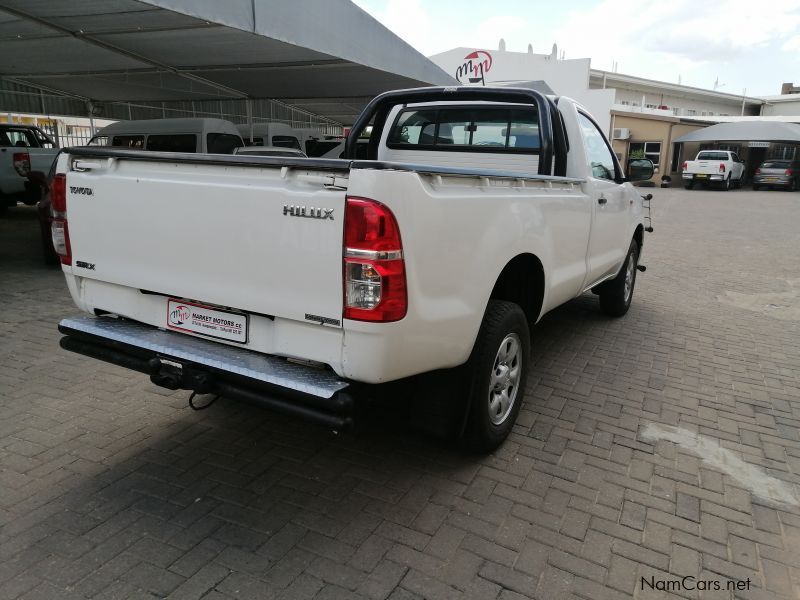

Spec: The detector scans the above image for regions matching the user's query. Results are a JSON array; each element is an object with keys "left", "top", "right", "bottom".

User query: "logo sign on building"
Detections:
[
  {"left": 455, "top": 50, "right": 493, "bottom": 85},
  {"left": 748, "top": 141, "right": 770, "bottom": 148}
]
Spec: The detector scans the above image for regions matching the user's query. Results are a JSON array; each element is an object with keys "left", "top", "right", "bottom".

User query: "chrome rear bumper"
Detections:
[{"left": 58, "top": 315, "right": 353, "bottom": 429}]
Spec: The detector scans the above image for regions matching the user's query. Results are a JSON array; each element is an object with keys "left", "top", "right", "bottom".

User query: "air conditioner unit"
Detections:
[{"left": 612, "top": 127, "right": 631, "bottom": 140}]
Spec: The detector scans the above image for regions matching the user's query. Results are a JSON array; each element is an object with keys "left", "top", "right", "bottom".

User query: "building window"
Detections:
[
  {"left": 645, "top": 103, "right": 658, "bottom": 109},
  {"left": 768, "top": 145, "right": 797, "bottom": 160},
  {"left": 687, "top": 109, "right": 696, "bottom": 116},
  {"left": 629, "top": 141, "right": 662, "bottom": 167}
]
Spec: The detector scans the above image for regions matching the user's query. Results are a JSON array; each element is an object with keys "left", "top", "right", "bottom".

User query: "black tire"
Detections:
[
  {"left": 788, "top": 179, "right": 797, "bottom": 192},
  {"left": 684, "top": 182, "right": 693, "bottom": 190},
  {"left": 598, "top": 240, "right": 639, "bottom": 317},
  {"left": 462, "top": 300, "right": 530, "bottom": 453},
  {"left": 722, "top": 176, "right": 731, "bottom": 191}
]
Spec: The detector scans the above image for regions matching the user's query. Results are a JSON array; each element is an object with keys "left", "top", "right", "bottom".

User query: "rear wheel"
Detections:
[
  {"left": 722, "top": 176, "right": 731, "bottom": 191},
  {"left": 598, "top": 240, "right": 639, "bottom": 317},
  {"left": 789, "top": 179, "right": 797, "bottom": 192},
  {"left": 463, "top": 300, "right": 530, "bottom": 453}
]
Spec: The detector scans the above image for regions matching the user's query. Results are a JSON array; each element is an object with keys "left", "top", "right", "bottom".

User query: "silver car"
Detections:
[{"left": 752, "top": 159, "right": 800, "bottom": 191}]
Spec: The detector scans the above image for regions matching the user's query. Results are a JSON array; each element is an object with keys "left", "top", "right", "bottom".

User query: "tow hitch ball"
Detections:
[{"left": 147, "top": 357, "right": 213, "bottom": 394}]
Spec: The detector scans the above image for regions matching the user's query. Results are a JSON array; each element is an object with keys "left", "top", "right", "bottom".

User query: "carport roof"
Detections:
[
  {"left": 675, "top": 121, "right": 800, "bottom": 143},
  {"left": 0, "top": 0, "right": 456, "bottom": 124}
]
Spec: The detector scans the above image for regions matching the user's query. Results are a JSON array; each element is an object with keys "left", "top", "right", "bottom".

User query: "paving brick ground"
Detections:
[{"left": 1, "top": 186, "right": 800, "bottom": 600}]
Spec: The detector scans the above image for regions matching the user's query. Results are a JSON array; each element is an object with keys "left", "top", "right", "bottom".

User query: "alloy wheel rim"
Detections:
[
  {"left": 624, "top": 252, "right": 635, "bottom": 302},
  {"left": 488, "top": 333, "right": 522, "bottom": 425}
]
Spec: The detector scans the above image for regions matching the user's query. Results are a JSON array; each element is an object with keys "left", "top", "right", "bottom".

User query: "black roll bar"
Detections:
[{"left": 344, "top": 86, "right": 564, "bottom": 177}]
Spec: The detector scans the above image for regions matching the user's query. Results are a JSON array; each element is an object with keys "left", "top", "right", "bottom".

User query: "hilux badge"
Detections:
[{"left": 283, "top": 205, "right": 334, "bottom": 220}]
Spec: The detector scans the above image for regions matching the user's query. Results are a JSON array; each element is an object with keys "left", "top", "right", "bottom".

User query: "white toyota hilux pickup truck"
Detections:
[
  {"left": 54, "top": 87, "right": 654, "bottom": 451},
  {"left": 681, "top": 150, "right": 745, "bottom": 190},
  {"left": 1, "top": 124, "right": 59, "bottom": 214}
]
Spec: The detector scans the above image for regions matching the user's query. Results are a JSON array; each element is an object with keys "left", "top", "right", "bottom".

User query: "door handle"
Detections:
[{"left": 598, "top": 195, "right": 607, "bottom": 205}]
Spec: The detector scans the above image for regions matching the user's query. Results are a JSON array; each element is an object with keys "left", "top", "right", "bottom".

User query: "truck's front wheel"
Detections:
[
  {"left": 463, "top": 300, "right": 530, "bottom": 452},
  {"left": 598, "top": 239, "right": 639, "bottom": 317}
]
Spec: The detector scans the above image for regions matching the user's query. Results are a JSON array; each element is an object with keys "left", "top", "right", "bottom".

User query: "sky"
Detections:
[{"left": 353, "top": 0, "right": 800, "bottom": 97}]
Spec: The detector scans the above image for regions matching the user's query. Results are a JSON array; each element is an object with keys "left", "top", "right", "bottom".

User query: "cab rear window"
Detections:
[
  {"left": 388, "top": 106, "right": 539, "bottom": 153},
  {"left": 697, "top": 152, "right": 729, "bottom": 161}
]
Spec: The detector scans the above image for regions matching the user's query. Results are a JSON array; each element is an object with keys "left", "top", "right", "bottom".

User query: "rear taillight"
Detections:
[
  {"left": 755, "top": 168, "right": 761, "bottom": 176},
  {"left": 13, "top": 152, "right": 31, "bottom": 176},
  {"left": 343, "top": 196, "right": 406, "bottom": 322},
  {"left": 786, "top": 169, "right": 793, "bottom": 176},
  {"left": 719, "top": 163, "right": 726, "bottom": 173},
  {"left": 50, "top": 174, "right": 71, "bottom": 265},
  {"left": 681, "top": 161, "right": 687, "bottom": 171}
]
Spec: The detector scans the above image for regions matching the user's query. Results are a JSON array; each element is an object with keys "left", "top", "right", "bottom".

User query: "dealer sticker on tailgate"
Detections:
[{"left": 166, "top": 299, "right": 247, "bottom": 343}]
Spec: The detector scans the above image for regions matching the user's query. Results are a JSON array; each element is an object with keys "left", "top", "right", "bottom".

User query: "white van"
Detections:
[
  {"left": 236, "top": 123, "right": 302, "bottom": 151},
  {"left": 236, "top": 124, "right": 349, "bottom": 157},
  {"left": 89, "top": 118, "right": 243, "bottom": 154}
]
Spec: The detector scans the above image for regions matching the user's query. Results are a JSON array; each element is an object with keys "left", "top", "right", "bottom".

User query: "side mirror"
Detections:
[{"left": 627, "top": 158, "right": 655, "bottom": 182}]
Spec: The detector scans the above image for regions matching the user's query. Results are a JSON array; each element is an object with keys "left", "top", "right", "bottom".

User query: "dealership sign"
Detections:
[{"left": 455, "top": 50, "right": 493, "bottom": 85}]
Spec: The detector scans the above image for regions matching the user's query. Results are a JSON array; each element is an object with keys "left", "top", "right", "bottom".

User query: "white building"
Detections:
[{"left": 429, "top": 46, "right": 615, "bottom": 131}]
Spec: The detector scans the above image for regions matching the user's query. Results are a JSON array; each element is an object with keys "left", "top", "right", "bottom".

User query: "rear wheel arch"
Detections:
[{"left": 487, "top": 253, "right": 545, "bottom": 332}]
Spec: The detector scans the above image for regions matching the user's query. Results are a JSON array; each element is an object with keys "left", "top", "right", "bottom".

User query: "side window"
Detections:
[
  {"left": 34, "top": 129, "right": 56, "bottom": 148},
  {"left": 577, "top": 113, "right": 616, "bottom": 180},
  {"left": 111, "top": 135, "right": 144, "bottom": 149},
  {"left": 4, "top": 128, "right": 36, "bottom": 147},
  {"left": 271, "top": 135, "right": 302, "bottom": 150},
  {"left": 206, "top": 133, "right": 242, "bottom": 154},
  {"left": 146, "top": 134, "right": 198, "bottom": 153},
  {"left": 88, "top": 136, "right": 109, "bottom": 146}
]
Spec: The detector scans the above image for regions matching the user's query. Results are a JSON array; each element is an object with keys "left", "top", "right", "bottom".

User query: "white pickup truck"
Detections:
[
  {"left": 681, "top": 150, "right": 745, "bottom": 190},
  {"left": 54, "top": 87, "right": 653, "bottom": 451},
  {"left": 1, "top": 124, "right": 59, "bottom": 214}
]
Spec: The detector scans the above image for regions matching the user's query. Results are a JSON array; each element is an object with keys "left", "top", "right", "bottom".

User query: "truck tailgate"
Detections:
[
  {"left": 690, "top": 161, "right": 722, "bottom": 174},
  {"left": 65, "top": 156, "right": 347, "bottom": 327}
]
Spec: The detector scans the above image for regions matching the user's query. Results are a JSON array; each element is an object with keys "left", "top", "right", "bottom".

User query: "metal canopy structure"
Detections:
[
  {"left": 0, "top": 0, "right": 456, "bottom": 124},
  {"left": 675, "top": 121, "right": 800, "bottom": 143}
]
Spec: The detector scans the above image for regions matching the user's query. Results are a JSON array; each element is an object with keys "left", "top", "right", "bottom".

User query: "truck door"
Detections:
[{"left": 577, "top": 112, "right": 630, "bottom": 285}]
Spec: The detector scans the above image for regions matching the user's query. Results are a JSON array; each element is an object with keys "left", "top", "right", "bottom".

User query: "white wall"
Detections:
[
  {"left": 762, "top": 98, "right": 800, "bottom": 116},
  {"left": 612, "top": 89, "right": 746, "bottom": 117},
  {"left": 428, "top": 47, "right": 614, "bottom": 132}
]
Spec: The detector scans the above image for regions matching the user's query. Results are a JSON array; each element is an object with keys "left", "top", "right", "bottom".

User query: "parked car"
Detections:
[
  {"left": 681, "top": 150, "right": 745, "bottom": 190},
  {"left": 89, "top": 118, "right": 243, "bottom": 154},
  {"left": 233, "top": 146, "right": 306, "bottom": 158},
  {"left": 0, "top": 124, "right": 59, "bottom": 215},
  {"left": 752, "top": 159, "right": 800, "bottom": 191},
  {"left": 54, "top": 86, "right": 653, "bottom": 451}
]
